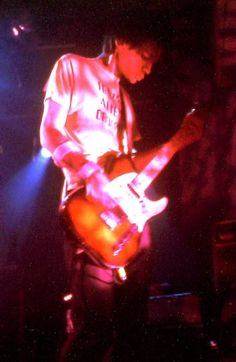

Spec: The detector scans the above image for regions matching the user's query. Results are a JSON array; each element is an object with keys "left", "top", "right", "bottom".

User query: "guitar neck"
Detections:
[{"left": 130, "top": 143, "right": 176, "bottom": 194}]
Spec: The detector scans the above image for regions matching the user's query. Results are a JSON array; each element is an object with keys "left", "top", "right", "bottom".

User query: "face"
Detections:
[{"left": 115, "top": 41, "right": 160, "bottom": 84}]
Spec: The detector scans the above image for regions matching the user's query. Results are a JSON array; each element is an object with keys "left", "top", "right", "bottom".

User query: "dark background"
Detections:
[{"left": 1, "top": 0, "right": 236, "bottom": 360}]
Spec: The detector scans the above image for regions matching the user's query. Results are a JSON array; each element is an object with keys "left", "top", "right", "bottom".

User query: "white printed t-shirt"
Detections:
[{"left": 44, "top": 53, "right": 139, "bottom": 190}]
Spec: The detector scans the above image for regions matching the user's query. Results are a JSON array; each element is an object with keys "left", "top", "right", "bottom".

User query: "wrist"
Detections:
[
  {"left": 77, "top": 161, "right": 103, "bottom": 180},
  {"left": 168, "top": 134, "right": 183, "bottom": 153},
  {"left": 52, "top": 140, "right": 82, "bottom": 167},
  {"left": 160, "top": 141, "right": 177, "bottom": 159}
]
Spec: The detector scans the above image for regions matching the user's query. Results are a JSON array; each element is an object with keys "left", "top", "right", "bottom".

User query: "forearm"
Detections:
[
  {"left": 40, "top": 99, "right": 97, "bottom": 177},
  {"left": 134, "top": 108, "right": 204, "bottom": 171}
]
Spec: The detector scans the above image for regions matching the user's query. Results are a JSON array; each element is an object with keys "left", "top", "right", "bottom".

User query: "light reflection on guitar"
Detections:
[{"left": 61, "top": 105, "right": 205, "bottom": 268}]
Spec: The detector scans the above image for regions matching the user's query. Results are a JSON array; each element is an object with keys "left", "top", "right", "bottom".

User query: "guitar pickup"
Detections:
[{"left": 100, "top": 209, "right": 124, "bottom": 230}]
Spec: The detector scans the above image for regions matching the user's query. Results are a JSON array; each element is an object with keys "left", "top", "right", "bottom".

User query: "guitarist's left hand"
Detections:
[
  {"left": 132, "top": 105, "right": 205, "bottom": 173},
  {"left": 170, "top": 106, "right": 204, "bottom": 151}
]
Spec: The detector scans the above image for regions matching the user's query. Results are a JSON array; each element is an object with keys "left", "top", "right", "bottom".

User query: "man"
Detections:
[{"left": 40, "top": 20, "right": 202, "bottom": 361}]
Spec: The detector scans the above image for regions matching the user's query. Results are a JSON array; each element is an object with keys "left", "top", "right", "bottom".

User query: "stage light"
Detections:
[
  {"left": 19, "top": 25, "right": 27, "bottom": 31},
  {"left": 11, "top": 26, "right": 20, "bottom": 37},
  {"left": 10, "top": 22, "right": 32, "bottom": 39},
  {"left": 40, "top": 147, "right": 51, "bottom": 159},
  {"left": 63, "top": 293, "right": 73, "bottom": 302},
  {"left": 32, "top": 137, "right": 51, "bottom": 161}
]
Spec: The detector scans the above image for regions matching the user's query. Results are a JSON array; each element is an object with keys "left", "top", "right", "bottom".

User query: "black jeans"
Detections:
[{"left": 58, "top": 243, "right": 151, "bottom": 362}]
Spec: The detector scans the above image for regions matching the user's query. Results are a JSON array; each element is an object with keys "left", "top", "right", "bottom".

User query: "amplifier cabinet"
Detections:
[{"left": 212, "top": 220, "right": 236, "bottom": 292}]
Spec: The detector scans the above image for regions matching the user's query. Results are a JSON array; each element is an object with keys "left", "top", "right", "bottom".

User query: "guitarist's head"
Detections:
[{"left": 101, "top": 12, "right": 169, "bottom": 84}]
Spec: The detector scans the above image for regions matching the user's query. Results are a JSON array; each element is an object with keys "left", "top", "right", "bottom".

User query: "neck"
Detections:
[{"left": 100, "top": 52, "right": 120, "bottom": 79}]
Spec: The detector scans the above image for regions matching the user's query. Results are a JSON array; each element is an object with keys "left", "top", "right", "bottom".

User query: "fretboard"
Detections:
[{"left": 130, "top": 150, "right": 171, "bottom": 195}]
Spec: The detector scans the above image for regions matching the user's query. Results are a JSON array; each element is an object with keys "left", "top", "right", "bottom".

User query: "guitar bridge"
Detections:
[{"left": 113, "top": 224, "right": 138, "bottom": 256}]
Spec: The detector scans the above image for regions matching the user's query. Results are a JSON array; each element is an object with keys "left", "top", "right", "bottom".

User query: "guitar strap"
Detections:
[{"left": 118, "top": 87, "right": 133, "bottom": 154}]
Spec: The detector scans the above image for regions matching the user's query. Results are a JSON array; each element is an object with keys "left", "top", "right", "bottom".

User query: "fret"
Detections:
[{"left": 131, "top": 152, "right": 170, "bottom": 195}]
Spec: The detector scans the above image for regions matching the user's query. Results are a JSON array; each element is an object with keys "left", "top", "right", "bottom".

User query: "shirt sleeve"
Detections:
[{"left": 44, "top": 54, "right": 75, "bottom": 112}]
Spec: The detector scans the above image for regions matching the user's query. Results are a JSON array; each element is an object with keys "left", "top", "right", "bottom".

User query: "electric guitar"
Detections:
[{"left": 61, "top": 106, "right": 205, "bottom": 268}]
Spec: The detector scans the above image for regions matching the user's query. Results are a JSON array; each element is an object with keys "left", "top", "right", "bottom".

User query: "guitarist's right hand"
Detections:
[
  {"left": 54, "top": 149, "right": 117, "bottom": 209},
  {"left": 84, "top": 166, "right": 117, "bottom": 209}
]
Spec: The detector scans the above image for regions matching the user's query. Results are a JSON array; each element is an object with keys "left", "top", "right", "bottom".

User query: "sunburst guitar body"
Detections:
[{"left": 61, "top": 155, "right": 167, "bottom": 268}]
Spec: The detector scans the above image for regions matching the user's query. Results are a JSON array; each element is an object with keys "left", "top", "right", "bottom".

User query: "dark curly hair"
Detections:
[{"left": 102, "top": 11, "right": 171, "bottom": 57}]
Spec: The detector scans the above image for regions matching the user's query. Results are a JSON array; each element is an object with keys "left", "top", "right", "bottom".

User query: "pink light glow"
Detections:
[
  {"left": 63, "top": 293, "right": 73, "bottom": 302},
  {"left": 117, "top": 267, "right": 127, "bottom": 281},
  {"left": 12, "top": 27, "right": 19, "bottom": 37}
]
